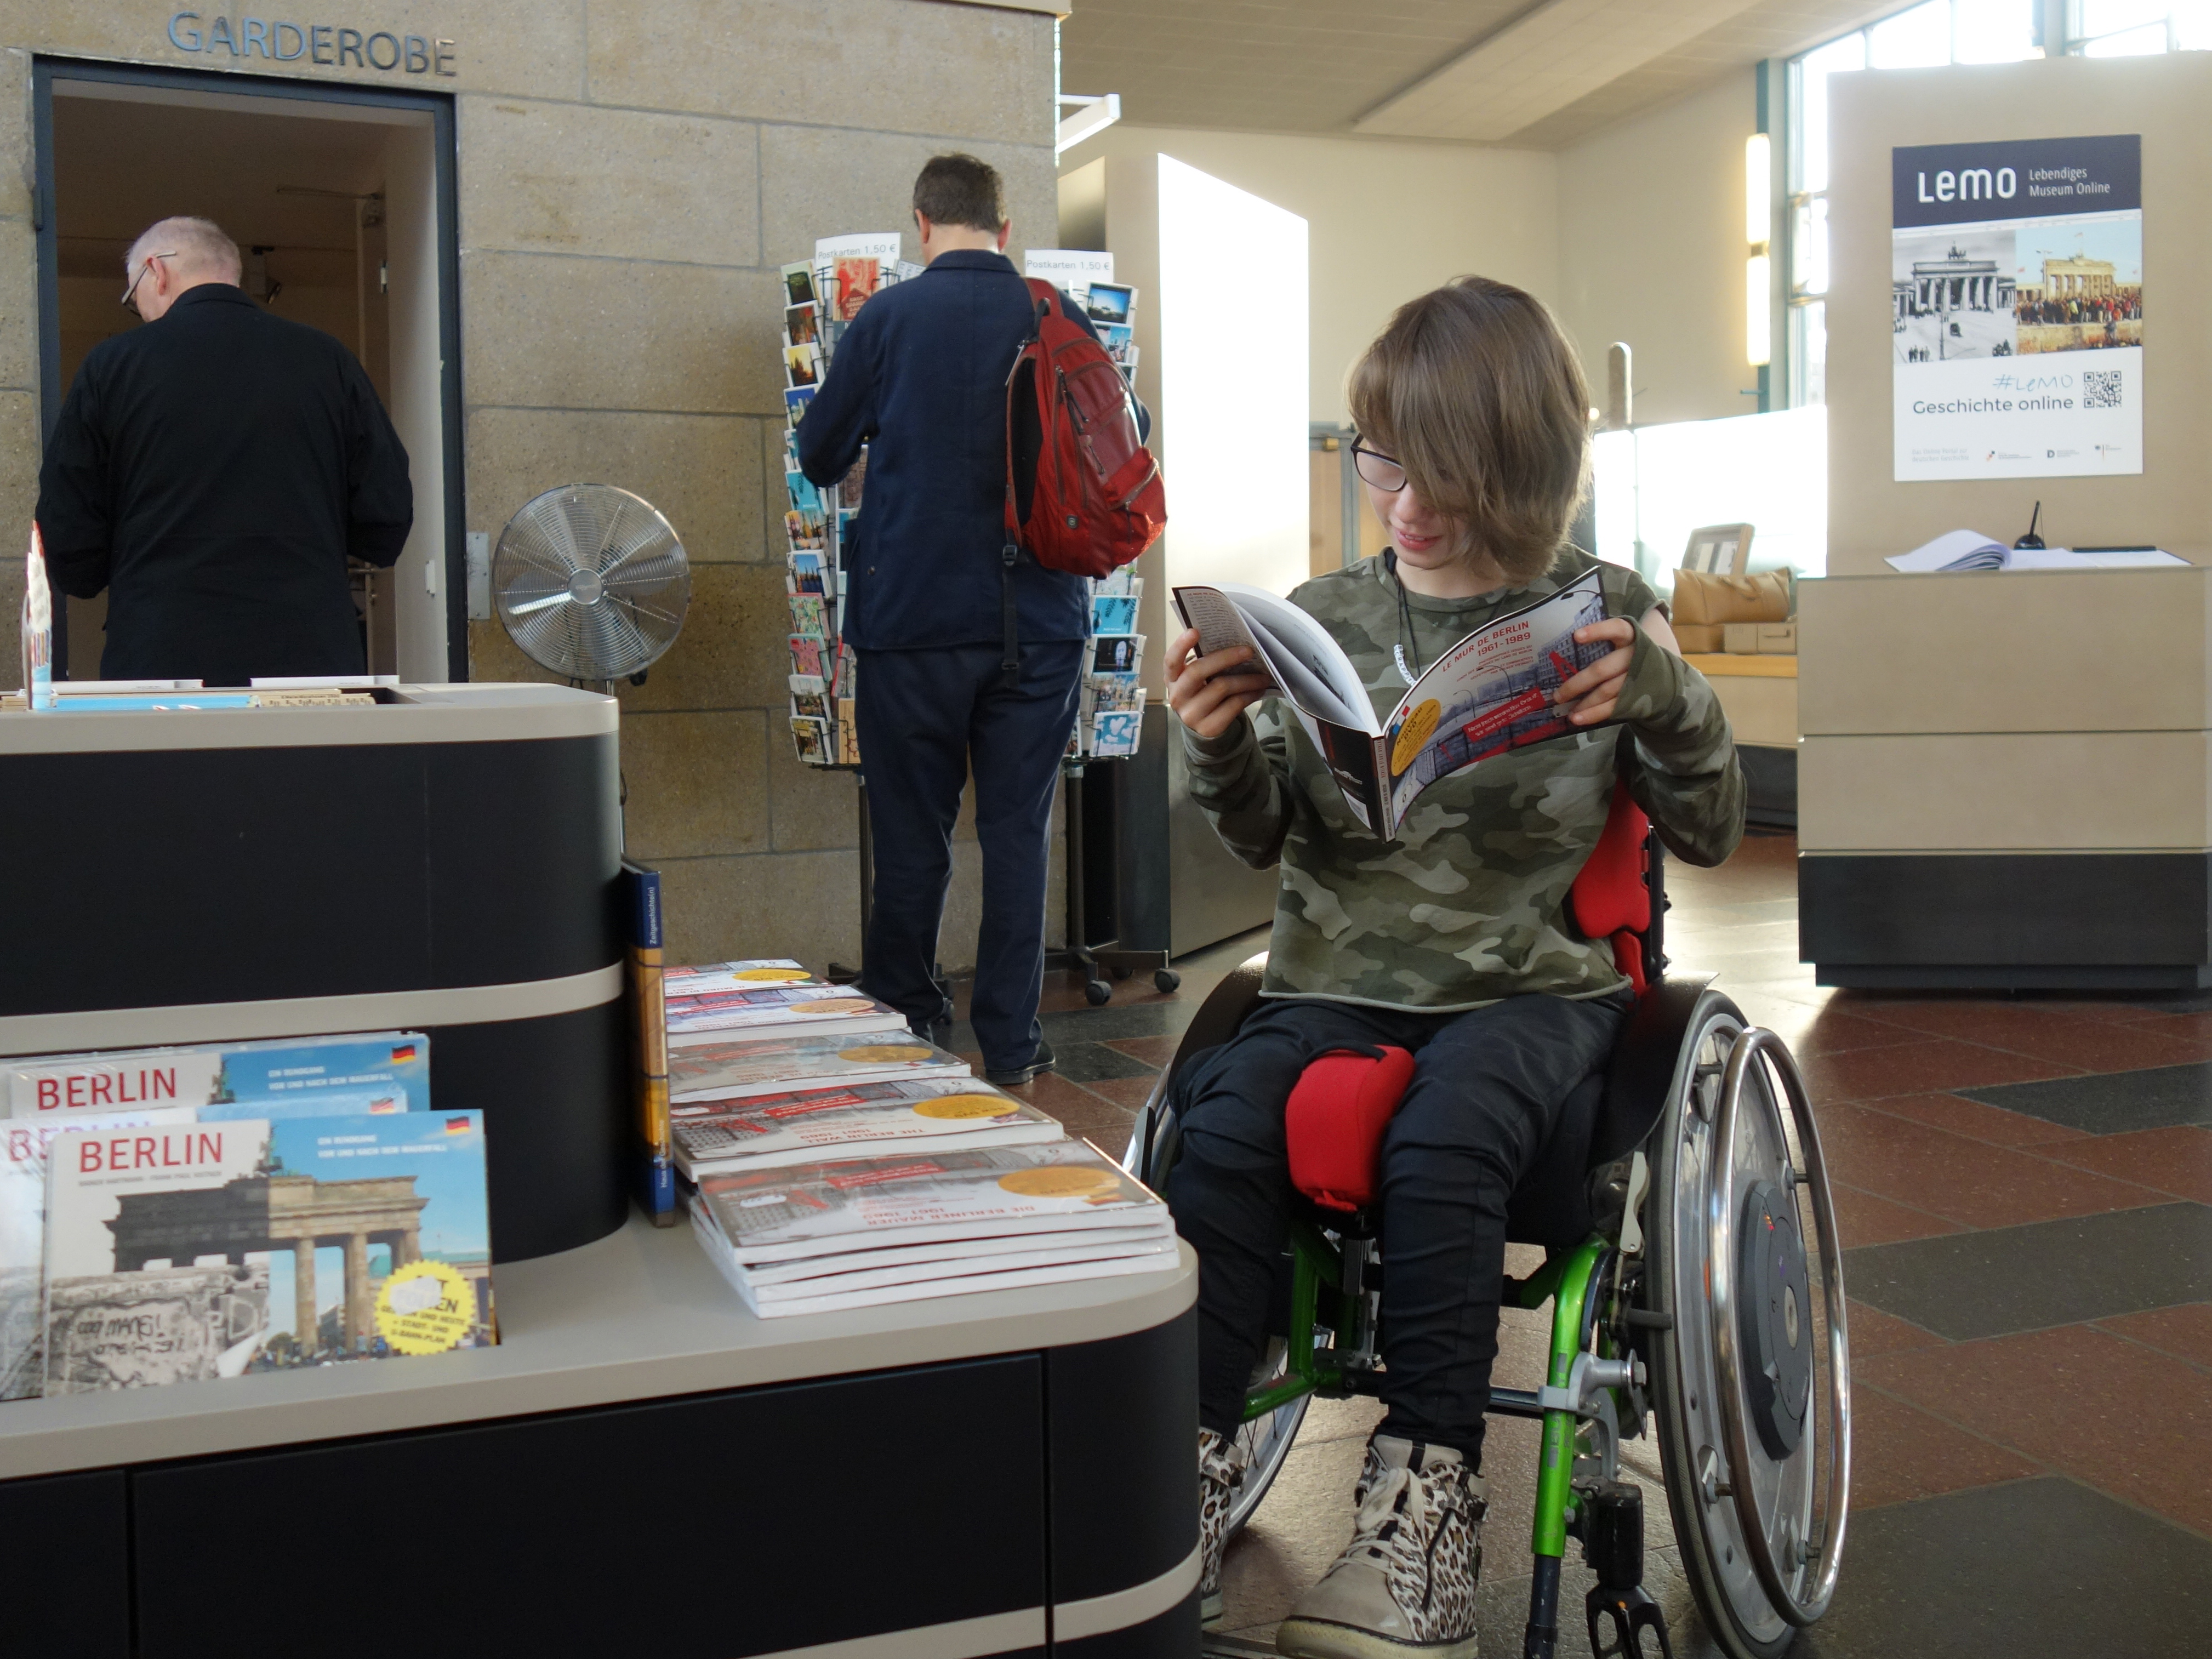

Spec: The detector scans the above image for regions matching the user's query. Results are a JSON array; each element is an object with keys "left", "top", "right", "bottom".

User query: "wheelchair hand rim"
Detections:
[{"left": 1710, "top": 1025, "right": 1852, "bottom": 1626}]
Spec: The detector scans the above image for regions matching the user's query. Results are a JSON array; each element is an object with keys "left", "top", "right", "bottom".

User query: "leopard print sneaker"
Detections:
[
  {"left": 1274, "top": 1433, "right": 1486, "bottom": 1659},
  {"left": 1199, "top": 1426, "right": 1247, "bottom": 1627}
]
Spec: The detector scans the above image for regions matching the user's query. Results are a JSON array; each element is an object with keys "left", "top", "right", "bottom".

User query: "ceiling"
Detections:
[
  {"left": 1058, "top": 0, "right": 1907, "bottom": 149},
  {"left": 51, "top": 91, "right": 396, "bottom": 280}
]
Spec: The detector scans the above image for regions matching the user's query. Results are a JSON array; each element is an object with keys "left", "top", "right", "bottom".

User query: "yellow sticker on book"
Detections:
[
  {"left": 999, "top": 1166, "right": 1120, "bottom": 1198},
  {"left": 734, "top": 968, "right": 811, "bottom": 982},
  {"left": 840, "top": 1044, "right": 934, "bottom": 1063},
  {"left": 793, "top": 998, "right": 876, "bottom": 1015},
  {"left": 374, "top": 1261, "right": 474, "bottom": 1355},
  {"left": 1390, "top": 699, "right": 1441, "bottom": 776},
  {"left": 912, "top": 1095, "right": 1014, "bottom": 1120}
]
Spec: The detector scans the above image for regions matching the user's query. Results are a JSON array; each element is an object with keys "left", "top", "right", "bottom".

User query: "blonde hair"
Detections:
[{"left": 1347, "top": 276, "right": 1592, "bottom": 585}]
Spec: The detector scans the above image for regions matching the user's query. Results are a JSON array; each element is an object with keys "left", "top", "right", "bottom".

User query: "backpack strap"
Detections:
[{"left": 1001, "top": 280, "right": 1058, "bottom": 688}]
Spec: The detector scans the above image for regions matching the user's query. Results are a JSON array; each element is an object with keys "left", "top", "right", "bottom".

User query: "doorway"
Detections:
[{"left": 32, "top": 61, "right": 463, "bottom": 681}]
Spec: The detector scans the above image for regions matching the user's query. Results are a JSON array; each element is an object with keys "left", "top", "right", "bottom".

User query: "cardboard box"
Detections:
[
  {"left": 1725, "top": 622, "right": 1797, "bottom": 654},
  {"left": 1674, "top": 623, "right": 1725, "bottom": 654}
]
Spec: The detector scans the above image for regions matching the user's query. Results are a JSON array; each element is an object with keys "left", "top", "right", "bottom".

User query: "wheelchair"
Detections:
[{"left": 1124, "top": 781, "right": 1852, "bottom": 1659}]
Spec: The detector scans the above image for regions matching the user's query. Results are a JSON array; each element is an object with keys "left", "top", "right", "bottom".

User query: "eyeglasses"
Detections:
[
  {"left": 1350, "top": 438, "right": 1407, "bottom": 493},
  {"left": 121, "top": 252, "right": 176, "bottom": 318}
]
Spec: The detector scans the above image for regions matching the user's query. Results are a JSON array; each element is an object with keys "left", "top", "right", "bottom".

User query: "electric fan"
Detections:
[{"left": 492, "top": 484, "right": 689, "bottom": 685}]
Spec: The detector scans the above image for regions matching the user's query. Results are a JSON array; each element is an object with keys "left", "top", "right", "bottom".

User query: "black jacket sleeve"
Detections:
[
  {"left": 343, "top": 352, "right": 413, "bottom": 567},
  {"left": 796, "top": 309, "right": 877, "bottom": 488},
  {"left": 34, "top": 368, "right": 114, "bottom": 599}
]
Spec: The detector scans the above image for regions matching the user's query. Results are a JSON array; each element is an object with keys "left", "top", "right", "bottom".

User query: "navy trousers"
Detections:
[
  {"left": 854, "top": 640, "right": 1084, "bottom": 1070},
  {"left": 1166, "top": 991, "right": 1630, "bottom": 1465}
]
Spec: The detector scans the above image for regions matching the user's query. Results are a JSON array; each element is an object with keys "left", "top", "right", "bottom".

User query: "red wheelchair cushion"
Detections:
[{"left": 1285, "top": 1045, "right": 1417, "bottom": 1212}]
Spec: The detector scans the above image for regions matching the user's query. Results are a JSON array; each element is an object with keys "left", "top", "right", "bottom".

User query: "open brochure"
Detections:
[
  {"left": 1175, "top": 570, "right": 1610, "bottom": 835},
  {"left": 1886, "top": 529, "right": 2188, "bottom": 573}
]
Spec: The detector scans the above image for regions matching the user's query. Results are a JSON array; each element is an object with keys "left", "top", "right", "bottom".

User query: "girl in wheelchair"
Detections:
[{"left": 1164, "top": 277, "right": 1745, "bottom": 1659}]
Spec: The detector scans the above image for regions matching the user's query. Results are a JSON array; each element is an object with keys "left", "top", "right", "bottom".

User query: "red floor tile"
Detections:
[
  {"left": 1846, "top": 1298, "right": 1948, "bottom": 1358},
  {"left": 1862, "top": 1324, "right": 2212, "bottom": 1538},
  {"left": 1973, "top": 1022, "right": 2212, "bottom": 1074},
  {"left": 1829, "top": 1182, "right": 1963, "bottom": 1248},
  {"left": 2040, "top": 1127, "right": 2212, "bottom": 1205},
  {"left": 1797, "top": 1038, "right": 2076, "bottom": 1105},
  {"left": 1855, "top": 1092, "right": 2089, "bottom": 1149},
  {"left": 2094, "top": 1304, "right": 2212, "bottom": 1370},
  {"left": 1101, "top": 1034, "right": 1182, "bottom": 1067},
  {"left": 1748, "top": 1004, "right": 1922, "bottom": 1058},
  {"left": 1814, "top": 1103, "right": 2164, "bottom": 1230},
  {"left": 1848, "top": 1386, "right": 2041, "bottom": 1511}
]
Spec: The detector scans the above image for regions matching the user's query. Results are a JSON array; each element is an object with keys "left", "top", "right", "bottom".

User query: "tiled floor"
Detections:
[{"left": 955, "top": 829, "right": 2212, "bottom": 1656}]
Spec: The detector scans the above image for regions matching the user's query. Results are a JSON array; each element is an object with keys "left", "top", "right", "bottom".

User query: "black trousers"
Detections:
[
  {"left": 1165, "top": 991, "right": 1631, "bottom": 1465},
  {"left": 854, "top": 640, "right": 1084, "bottom": 1071}
]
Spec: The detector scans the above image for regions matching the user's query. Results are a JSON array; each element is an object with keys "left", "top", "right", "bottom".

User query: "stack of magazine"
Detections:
[
  {"left": 783, "top": 232, "right": 923, "bottom": 771},
  {"left": 662, "top": 955, "right": 1176, "bottom": 1318},
  {"left": 0, "top": 1031, "right": 494, "bottom": 1399}
]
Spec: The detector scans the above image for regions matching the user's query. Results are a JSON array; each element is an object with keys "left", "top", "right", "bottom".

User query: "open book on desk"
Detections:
[
  {"left": 1173, "top": 569, "right": 1611, "bottom": 837},
  {"left": 1886, "top": 530, "right": 2189, "bottom": 573}
]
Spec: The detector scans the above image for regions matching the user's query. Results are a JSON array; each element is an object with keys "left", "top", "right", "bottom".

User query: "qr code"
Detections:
[{"left": 2083, "top": 370, "right": 2123, "bottom": 410}]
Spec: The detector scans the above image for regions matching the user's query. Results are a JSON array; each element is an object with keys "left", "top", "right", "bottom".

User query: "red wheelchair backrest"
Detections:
[{"left": 1567, "top": 778, "right": 1654, "bottom": 995}]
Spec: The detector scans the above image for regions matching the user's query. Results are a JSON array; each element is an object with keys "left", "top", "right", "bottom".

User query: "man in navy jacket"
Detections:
[{"left": 798, "top": 155, "right": 1129, "bottom": 1086}]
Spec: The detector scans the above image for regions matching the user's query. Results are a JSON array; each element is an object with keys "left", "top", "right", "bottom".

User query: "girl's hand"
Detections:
[
  {"left": 1554, "top": 606, "right": 1680, "bottom": 726},
  {"left": 1165, "top": 625, "right": 1270, "bottom": 740}
]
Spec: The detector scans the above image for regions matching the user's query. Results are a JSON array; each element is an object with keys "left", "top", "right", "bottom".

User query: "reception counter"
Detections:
[
  {"left": 0, "top": 1215, "right": 1202, "bottom": 1659},
  {"left": 0, "top": 683, "right": 628, "bottom": 1259},
  {"left": 1798, "top": 568, "right": 2212, "bottom": 988}
]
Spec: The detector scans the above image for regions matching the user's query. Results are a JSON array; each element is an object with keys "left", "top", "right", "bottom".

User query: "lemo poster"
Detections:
[{"left": 1891, "top": 134, "right": 2141, "bottom": 482}]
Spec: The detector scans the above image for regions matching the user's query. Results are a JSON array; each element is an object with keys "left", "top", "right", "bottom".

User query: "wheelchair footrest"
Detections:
[
  {"left": 1587, "top": 1584, "right": 1673, "bottom": 1659},
  {"left": 1581, "top": 1481, "right": 1673, "bottom": 1659}
]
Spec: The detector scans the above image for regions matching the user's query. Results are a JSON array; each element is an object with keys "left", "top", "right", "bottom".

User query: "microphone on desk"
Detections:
[{"left": 2014, "top": 501, "right": 2045, "bottom": 551}]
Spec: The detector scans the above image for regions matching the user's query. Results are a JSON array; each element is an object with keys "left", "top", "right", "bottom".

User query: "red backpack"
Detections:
[{"left": 1003, "top": 278, "right": 1166, "bottom": 577}]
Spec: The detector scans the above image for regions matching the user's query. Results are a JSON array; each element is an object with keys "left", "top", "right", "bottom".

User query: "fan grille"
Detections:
[{"left": 494, "top": 484, "right": 690, "bottom": 681}]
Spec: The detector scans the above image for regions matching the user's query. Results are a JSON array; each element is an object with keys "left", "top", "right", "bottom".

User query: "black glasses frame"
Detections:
[{"left": 1350, "top": 437, "right": 1407, "bottom": 492}]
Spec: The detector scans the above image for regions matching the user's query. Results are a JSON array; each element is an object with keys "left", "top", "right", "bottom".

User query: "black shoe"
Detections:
[{"left": 984, "top": 1039, "right": 1056, "bottom": 1087}]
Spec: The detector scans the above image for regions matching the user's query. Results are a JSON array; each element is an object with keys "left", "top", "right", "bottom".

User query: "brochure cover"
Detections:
[
  {"left": 1175, "top": 569, "right": 1610, "bottom": 836},
  {"left": 693, "top": 1138, "right": 1167, "bottom": 1264},
  {"left": 665, "top": 959, "right": 820, "bottom": 996},
  {"left": 8, "top": 1033, "right": 430, "bottom": 1118},
  {"left": 0, "top": 1108, "right": 195, "bottom": 1399},
  {"left": 670, "top": 1076, "right": 1059, "bottom": 1175},
  {"left": 665, "top": 984, "right": 909, "bottom": 1047},
  {"left": 43, "top": 1111, "right": 493, "bottom": 1392},
  {"left": 669, "top": 1034, "right": 967, "bottom": 1105}
]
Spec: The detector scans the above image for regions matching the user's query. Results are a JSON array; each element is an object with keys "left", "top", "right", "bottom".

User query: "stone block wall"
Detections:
[{"left": 1, "top": 0, "right": 1065, "bottom": 976}]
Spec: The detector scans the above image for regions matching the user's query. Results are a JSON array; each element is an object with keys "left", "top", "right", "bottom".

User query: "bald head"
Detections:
[{"left": 124, "top": 216, "right": 241, "bottom": 320}]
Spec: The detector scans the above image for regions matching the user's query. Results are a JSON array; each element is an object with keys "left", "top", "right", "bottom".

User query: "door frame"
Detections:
[{"left": 30, "top": 56, "right": 468, "bottom": 679}]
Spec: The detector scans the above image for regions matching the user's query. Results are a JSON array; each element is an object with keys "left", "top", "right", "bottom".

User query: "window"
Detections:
[{"left": 1784, "top": 1, "right": 2039, "bottom": 406}]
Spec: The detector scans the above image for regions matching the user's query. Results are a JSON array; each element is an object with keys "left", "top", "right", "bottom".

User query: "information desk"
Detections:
[
  {"left": 0, "top": 1215, "right": 1201, "bottom": 1658},
  {"left": 0, "top": 685, "right": 626, "bottom": 1259},
  {"left": 1799, "top": 568, "right": 2212, "bottom": 988}
]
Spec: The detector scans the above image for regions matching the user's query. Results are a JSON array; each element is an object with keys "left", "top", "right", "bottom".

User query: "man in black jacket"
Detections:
[
  {"left": 36, "top": 215, "right": 413, "bottom": 683},
  {"left": 798, "top": 157, "right": 1131, "bottom": 1086}
]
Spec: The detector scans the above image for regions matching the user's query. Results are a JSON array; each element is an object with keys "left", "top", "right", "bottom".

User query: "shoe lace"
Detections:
[{"left": 1348, "top": 1455, "right": 1469, "bottom": 1615}]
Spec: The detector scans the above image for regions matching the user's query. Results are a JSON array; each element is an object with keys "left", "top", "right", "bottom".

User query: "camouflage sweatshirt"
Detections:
[{"left": 1180, "top": 549, "right": 1744, "bottom": 1011}]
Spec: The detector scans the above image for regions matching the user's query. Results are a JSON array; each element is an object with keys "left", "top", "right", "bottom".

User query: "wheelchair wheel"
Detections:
[
  {"left": 1641, "top": 991, "right": 1851, "bottom": 1659},
  {"left": 1228, "top": 1337, "right": 1310, "bottom": 1534}
]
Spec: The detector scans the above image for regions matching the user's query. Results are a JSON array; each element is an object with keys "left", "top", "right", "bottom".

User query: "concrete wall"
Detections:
[
  {"left": 1057, "top": 123, "right": 1559, "bottom": 425},
  {"left": 2, "top": 0, "right": 1067, "bottom": 976},
  {"left": 1554, "top": 74, "right": 1761, "bottom": 429}
]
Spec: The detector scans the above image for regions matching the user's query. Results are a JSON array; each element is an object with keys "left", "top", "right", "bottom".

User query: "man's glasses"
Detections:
[
  {"left": 121, "top": 252, "right": 175, "bottom": 318},
  {"left": 1350, "top": 438, "right": 1407, "bottom": 494}
]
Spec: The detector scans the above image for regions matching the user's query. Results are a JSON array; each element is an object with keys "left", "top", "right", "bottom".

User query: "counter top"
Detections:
[
  {"left": 0, "top": 1212, "right": 1198, "bottom": 1481},
  {"left": 1683, "top": 654, "right": 1797, "bottom": 678},
  {"left": 0, "top": 682, "right": 614, "bottom": 755}
]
